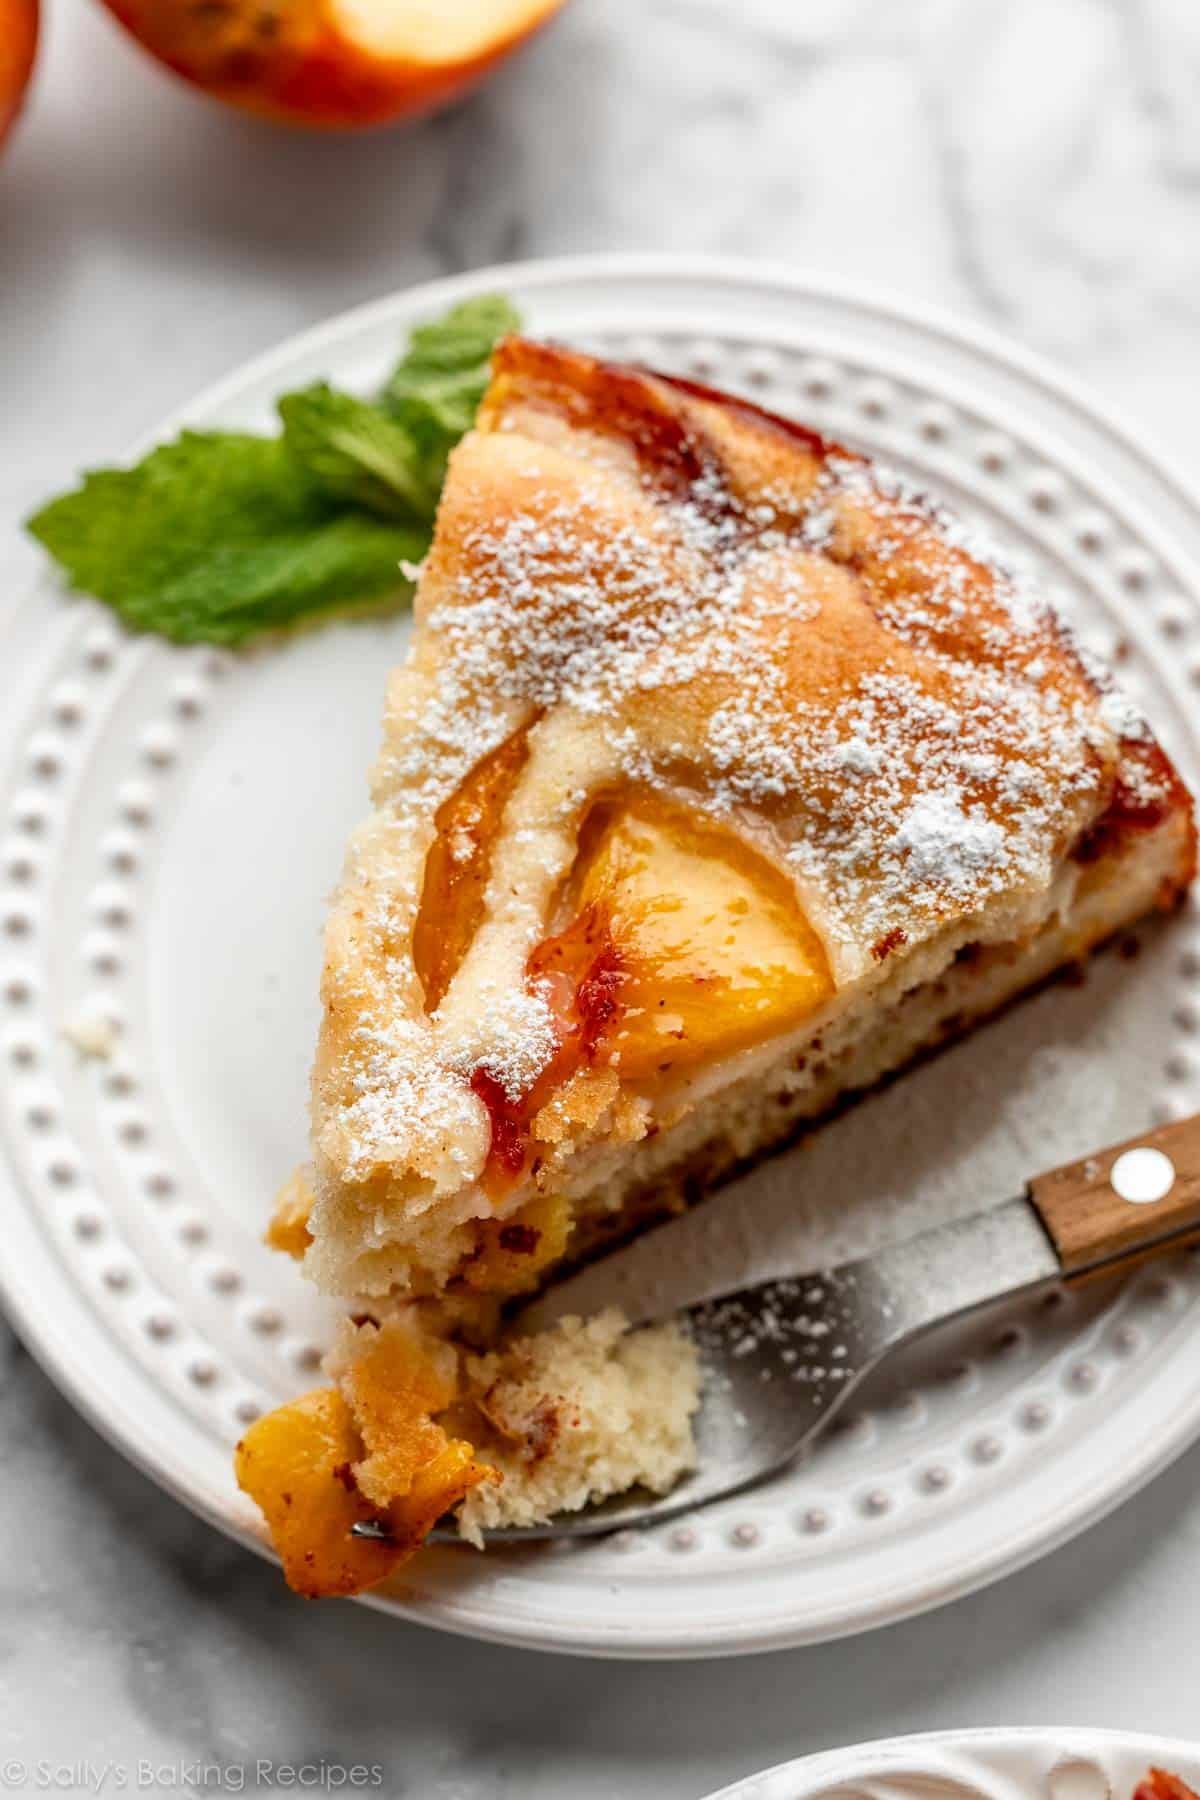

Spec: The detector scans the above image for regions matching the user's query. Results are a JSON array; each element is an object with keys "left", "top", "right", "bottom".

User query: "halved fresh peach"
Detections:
[
  {"left": 0, "top": 0, "right": 37, "bottom": 150},
  {"left": 551, "top": 793, "right": 833, "bottom": 1080},
  {"left": 97, "top": 0, "right": 568, "bottom": 131}
]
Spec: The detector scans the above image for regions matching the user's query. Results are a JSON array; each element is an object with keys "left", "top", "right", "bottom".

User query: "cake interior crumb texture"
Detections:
[{"left": 456, "top": 1309, "right": 701, "bottom": 1543}]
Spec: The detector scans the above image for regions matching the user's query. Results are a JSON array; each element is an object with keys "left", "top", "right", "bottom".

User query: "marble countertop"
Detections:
[{"left": 4, "top": 1, "right": 1200, "bottom": 1792}]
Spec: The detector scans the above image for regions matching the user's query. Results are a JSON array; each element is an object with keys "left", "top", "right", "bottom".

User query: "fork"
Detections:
[{"left": 358, "top": 1110, "right": 1200, "bottom": 1546}]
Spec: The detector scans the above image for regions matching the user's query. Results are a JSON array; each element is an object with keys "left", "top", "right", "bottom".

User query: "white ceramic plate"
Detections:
[
  {"left": 3, "top": 257, "right": 1200, "bottom": 1659},
  {"left": 706, "top": 1730, "right": 1200, "bottom": 1800}
]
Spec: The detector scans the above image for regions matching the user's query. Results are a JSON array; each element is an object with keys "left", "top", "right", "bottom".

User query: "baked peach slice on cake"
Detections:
[{"left": 238, "top": 336, "right": 1195, "bottom": 1592}]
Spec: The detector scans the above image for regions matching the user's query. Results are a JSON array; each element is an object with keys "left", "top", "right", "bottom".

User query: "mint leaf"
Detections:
[
  {"left": 383, "top": 295, "right": 522, "bottom": 480},
  {"left": 27, "top": 293, "right": 521, "bottom": 647},
  {"left": 28, "top": 432, "right": 427, "bottom": 646},
  {"left": 279, "top": 384, "right": 439, "bottom": 523},
  {"left": 390, "top": 295, "right": 522, "bottom": 388}
]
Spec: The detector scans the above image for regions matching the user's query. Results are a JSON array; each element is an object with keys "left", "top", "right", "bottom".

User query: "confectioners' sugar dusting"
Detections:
[
  {"left": 1097, "top": 680, "right": 1151, "bottom": 742},
  {"left": 895, "top": 793, "right": 1007, "bottom": 888},
  {"left": 327, "top": 902, "right": 559, "bottom": 1190},
  {"left": 335, "top": 1012, "right": 483, "bottom": 1189},
  {"left": 374, "top": 685, "right": 518, "bottom": 822},
  {"left": 691, "top": 1266, "right": 868, "bottom": 1396},
  {"left": 322, "top": 354, "right": 1150, "bottom": 1190},
  {"left": 447, "top": 980, "right": 559, "bottom": 1101},
  {"left": 776, "top": 664, "right": 1104, "bottom": 937},
  {"left": 422, "top": 443, "right": 1101, "bottom": 869},
  {"left": 805, "top": 454, "right": 1046, "bottom": 634},
  {"left": 432, "top": 491, "right": 818, "bottom": 722}
]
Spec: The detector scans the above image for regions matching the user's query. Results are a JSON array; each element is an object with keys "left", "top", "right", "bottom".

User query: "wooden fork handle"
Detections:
[{"left": 1029, "top": 1112, "right": 1200, "bottom": 1279}]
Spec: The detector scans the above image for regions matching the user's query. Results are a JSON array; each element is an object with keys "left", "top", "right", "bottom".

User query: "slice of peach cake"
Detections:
[{"left": 237, "top": 336, "right": 1195, "bottom": 1594}]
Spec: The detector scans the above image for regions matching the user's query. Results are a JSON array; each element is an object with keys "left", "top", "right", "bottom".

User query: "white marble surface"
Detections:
[{"left": 3, "top": 0, "right": 1200, "bottom": 1792}]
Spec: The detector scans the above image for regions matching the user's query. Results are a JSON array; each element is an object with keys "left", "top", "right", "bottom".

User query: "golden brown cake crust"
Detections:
[{"left": 305, "top": 336, "right": 1195, "bottom": 1298}]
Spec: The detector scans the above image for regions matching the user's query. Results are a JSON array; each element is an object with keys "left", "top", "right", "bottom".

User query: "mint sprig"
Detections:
[
  {"left": 27, "top": 296, "right": 520, "bottom": 647},
  {"left": 278, "top": 385, "right": 440, "bottom": 524}
]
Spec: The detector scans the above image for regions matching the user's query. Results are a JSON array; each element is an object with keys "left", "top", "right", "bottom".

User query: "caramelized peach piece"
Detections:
[
  {"left": 339, "top": 1318, "right": 467, "bottom": 1505},
  {"left": 462, "top": 1192, "right": 572, "bottom": 1294},
  {"left": 414, "top": 728, "right": 530, "bottom": 1011},
  {"left": 387, "top": 1438, "right": 492, "bottom": 1555},
  {"left": 264, "top": 1167, "right": 315, "bottom": 1260},
  {"left": 237, "top": 1328, "right": 495, "bottom": 1597},
  {"left": 565, "top": 794, "right": 832, "bottom": 1078},
  {"left": 235, "top": 1388, "right": 407, "bottom": 1598}
]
